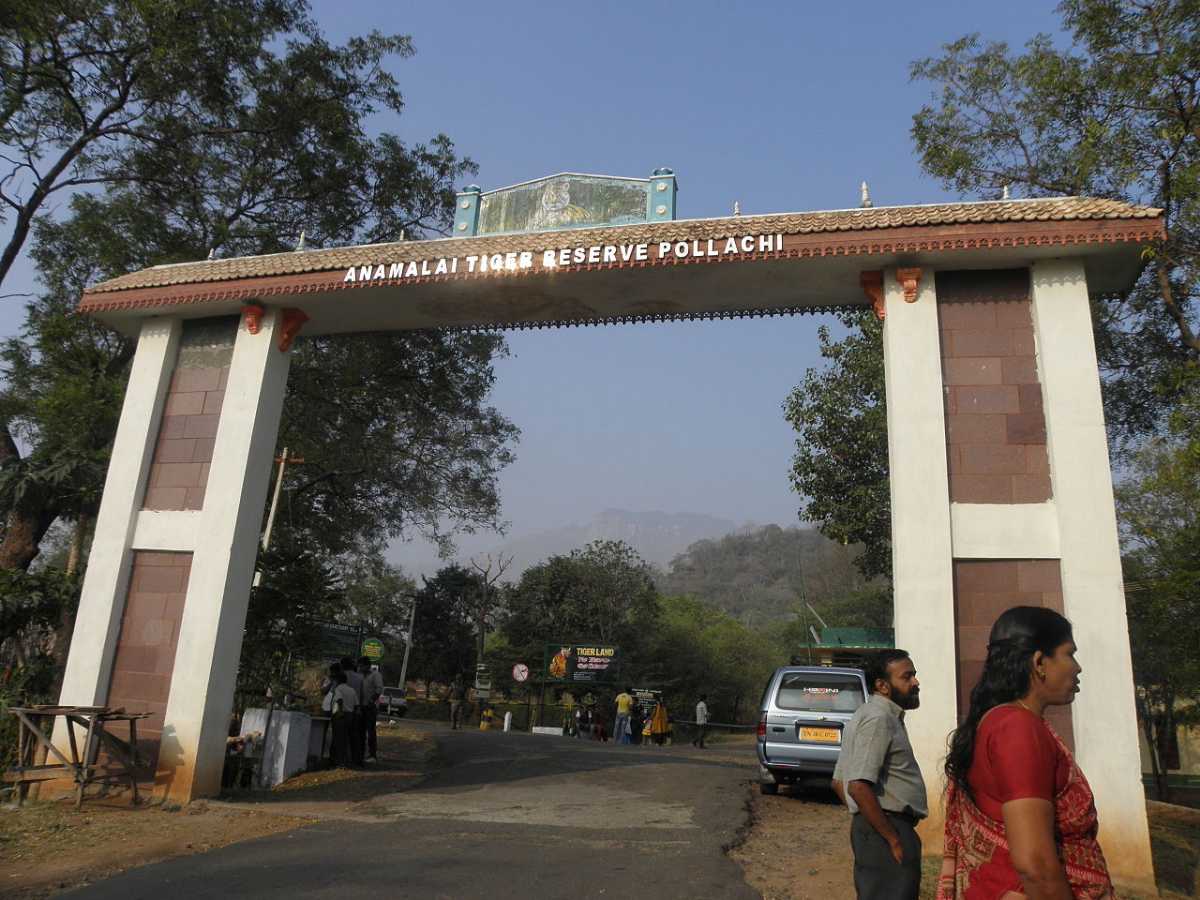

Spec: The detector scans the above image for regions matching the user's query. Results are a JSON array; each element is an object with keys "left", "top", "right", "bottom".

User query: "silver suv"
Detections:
[{"left": 756, "top": 665, "right": 867, "bottom": 794}]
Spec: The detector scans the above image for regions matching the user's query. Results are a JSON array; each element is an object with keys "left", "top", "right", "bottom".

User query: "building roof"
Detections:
[
  {"left": 817, "top": 627, "right": 896, "bottom": 648},
  {"left": 83, "top": 196, "right": 1161, "bottom": 297}
]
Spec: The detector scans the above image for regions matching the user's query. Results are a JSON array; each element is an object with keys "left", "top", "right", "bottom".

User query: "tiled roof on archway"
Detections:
[{"left": 84, "top": 197, "right": 1160, "bottom": 296}]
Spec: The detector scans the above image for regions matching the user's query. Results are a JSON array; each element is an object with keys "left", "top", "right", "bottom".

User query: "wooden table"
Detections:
[{"left": 3, "top": 705, "right": 149, "bottom": 808}]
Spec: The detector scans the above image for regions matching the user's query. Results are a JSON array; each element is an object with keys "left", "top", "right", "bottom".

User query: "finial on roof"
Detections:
[
  {"left": 1001, "top": 184, "right": 1011, "bottom": 201},
  {"left": 294, "top": 230, "right": 306, "bottom": 252},
  {"left": 733, "top": 200, "right": 741, "bottom": 216},
  {"left": 860, "top": 181, "right": 873, "bottom": 209},
  {"left": 206, "top": 248, "right": 216, "bottom": 261}
]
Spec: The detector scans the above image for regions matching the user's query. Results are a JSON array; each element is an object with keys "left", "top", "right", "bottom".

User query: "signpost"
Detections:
[{"left": 361, "top": 637, "right": 385, "bottom": 661}]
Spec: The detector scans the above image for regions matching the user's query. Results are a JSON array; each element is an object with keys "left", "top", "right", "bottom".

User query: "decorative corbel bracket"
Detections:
[
  {"left": 860, "top": 271, "right": 885, "bottom": 320},
  {"left": 241, "top": 303, "right": 265, "bottom": 334},
  {"left": 278, "top": 308, "right": 310, "bottom": 352},
  {"left": 896, "top": 267, "right": 923, "bottom": 302}
]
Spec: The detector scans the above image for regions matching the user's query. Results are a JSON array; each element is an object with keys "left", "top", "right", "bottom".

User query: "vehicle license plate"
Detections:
[{"left": 800, "top": 726, "right": 840, "bottom": 744}]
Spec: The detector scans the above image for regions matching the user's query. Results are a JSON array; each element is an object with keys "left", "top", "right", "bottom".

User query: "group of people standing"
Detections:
[
  {"left": 832, "top": 606, "right": 1116, "bottom": 900},
  {"left": 322, "top": 655, "right": 384, "bottom": 767}
]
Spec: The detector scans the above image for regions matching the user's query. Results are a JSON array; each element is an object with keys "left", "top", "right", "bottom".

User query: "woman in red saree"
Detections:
[{"left": 938, "top": 607, "right": 1115, "bottom": 900}]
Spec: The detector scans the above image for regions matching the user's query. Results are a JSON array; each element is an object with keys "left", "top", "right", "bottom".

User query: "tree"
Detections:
[
  {"left": 0, "top": 1, "right": 435, "bottom": 289},
  {"left": 639, "top": 595, "right": 780, "bottom": 723},
  {"left": 1, "top": 0, "right": 481, "bottom": 570},
  {"left": 783, "top": 311, "right": 891, "bottom": 579},
  {"left": 275, "top": 331, "right": 517, "bottom": 561},
  {"left": 406, "top": 565, "right": 480, "bottom": 692},
  {"left": 909, "top": 0, "right": 1200, "bottom": 444},
  {"left": 468, "top": 553, "right": 513, "bottom": 662},
  {"left": 502, "top": 540, "right": 660, "bottom": 653},
  {"left": 0, "top": 11, "right": 517, "bottom": 697},
  {"left": 240, "top": 539, "right": 344, "bottom": 696},
  {"left": 1115, "top": 433, "right": 1200, "bottom": 800},
  {"left": 339, "top": 554, "right": 415, "bottom": 639}
]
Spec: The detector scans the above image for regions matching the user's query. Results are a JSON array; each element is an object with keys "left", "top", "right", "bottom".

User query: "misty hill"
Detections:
[
  {"left": 498, "top": 509, "right": 740, "bottom": 573},
  {"left": 657, "top": 524, "right": 887, "bottom": 626},
  {"left": 397, "top": 509, "right": 741, "bottom": 578}
]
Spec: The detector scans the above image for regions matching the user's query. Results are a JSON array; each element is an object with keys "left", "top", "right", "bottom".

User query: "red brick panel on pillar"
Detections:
[
  {"left": 937, "top": 270, "right": 1051, "bottom": 504},
  {"left": 143, "top": 319, "right": 235, "bottom": 511},
  {"left": 937, "top": 270, "right": 1072, "bottom": 747},
  {"left": 951, "top": 559, "right": 1074, "bottom": 749},
  {"left": 105, "top": 551, "right": 192, "bottom": 778}
]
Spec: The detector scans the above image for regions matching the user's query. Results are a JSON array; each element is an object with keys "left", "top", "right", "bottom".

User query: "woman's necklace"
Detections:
[{"left": 1014, "top": 698, "right": 1041, "bottom": 717}]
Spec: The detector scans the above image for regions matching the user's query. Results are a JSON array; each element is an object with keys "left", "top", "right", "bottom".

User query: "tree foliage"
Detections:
[
  {"left": 783, "top": 311, "right": 890, "bottom": 579},
  {"left": 910, "top": 0, "right": 1200, "bottom": 442},
  {"left": 0, "top": 0, "right": 461, "bottom": 287},
  {"left": 0, "top": 7, "right": 516, "bottom": 694},
  {"left": 406, "top": 565, "right": 480, "bottom": 689},
  {"left": 502, "top": 540, "right": 660, "bottom": 651},
  {"left": 1115, "top": 431, "right": 1200, "bottom": 798}
]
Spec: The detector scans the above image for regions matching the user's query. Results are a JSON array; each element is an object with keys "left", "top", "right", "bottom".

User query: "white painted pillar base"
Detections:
[
  {"left": 58, "top": 318, "right": 182, "bottom": 707},
  {"left": 882, "top": 267, "right": 957, "bottom": 845},
  {"left": 1030, "top": 259, "right": 1155, "bottom": 892},
  {"left": 158, "top": 308, "right": 292, "bottom": 801}
]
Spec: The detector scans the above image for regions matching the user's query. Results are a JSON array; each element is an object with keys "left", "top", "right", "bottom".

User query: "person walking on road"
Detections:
[
  {"left": 832, "top": 649, "right": 926, "bottom": 900},
  {"left": 360, "top": 656, "right": 383, "bottom": 763},
  {"left": 613, "top": 686, "right": 635, "bottom": 744},
  {"left": 449, "top": 674, "right": 467, "bottom": 730},
  {"left": 693, "top": 694, "right": 709, "bottom": 748}
]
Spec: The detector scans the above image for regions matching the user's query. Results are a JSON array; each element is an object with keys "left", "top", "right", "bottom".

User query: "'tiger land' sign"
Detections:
[
  {"left": 544, "top": 643, "right": 621, "bottom": 684},
  {"left": 342, "top": 233, "right": 784, "bottom": 283}
]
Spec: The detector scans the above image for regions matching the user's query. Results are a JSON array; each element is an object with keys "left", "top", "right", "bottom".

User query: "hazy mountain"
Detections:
[
  {"left": 393, "top": 509, "right": 744, "bottom": 578},
  {"left": 657, "top": 524, "right": 887, "bottom": 626}
]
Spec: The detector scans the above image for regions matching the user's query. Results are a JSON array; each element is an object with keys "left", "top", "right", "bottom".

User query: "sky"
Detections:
[{"left": 0, "top": 1, "right": 1067, "bottom": 572}]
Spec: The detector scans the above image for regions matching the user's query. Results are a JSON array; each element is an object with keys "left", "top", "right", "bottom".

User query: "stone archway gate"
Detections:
[{"left": 61, "top": 193, "right": 1161, "bottom": 889}]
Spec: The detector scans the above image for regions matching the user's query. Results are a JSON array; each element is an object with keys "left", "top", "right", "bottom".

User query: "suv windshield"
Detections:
[{"left": 775, "top": 672, "right": 863, "bottom": 712}]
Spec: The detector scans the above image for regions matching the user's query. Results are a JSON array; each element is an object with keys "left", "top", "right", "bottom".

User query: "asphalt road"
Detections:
[{"left": 66, "top": 726, "right": 761, "bottom": 899}]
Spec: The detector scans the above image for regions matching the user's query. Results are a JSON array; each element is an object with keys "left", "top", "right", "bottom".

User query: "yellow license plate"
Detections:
[{"left": 800, "top": 727, "right": 840, "bottom": 744}]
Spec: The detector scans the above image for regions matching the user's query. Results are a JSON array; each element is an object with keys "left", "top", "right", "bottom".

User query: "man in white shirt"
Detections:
[
  {"left": 340, "top": 657, "right": 365, "bottom": 765},
  {"left": 693, "top": 694, "right": 709, "bottom": 748},
  {"left": 360, "top": 656, "right": 384, "bottom": 763}
]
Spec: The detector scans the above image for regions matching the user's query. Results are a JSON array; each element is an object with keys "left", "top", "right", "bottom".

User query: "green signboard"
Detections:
[
  {"left": 543, "top": 643, "right": 621, "bottom": 684},
  {"left": 361, "top": 637, "right": 385, "bottom": 660},
  {"left": 314, "top": 621, "right": 363, "bottom": 662}
]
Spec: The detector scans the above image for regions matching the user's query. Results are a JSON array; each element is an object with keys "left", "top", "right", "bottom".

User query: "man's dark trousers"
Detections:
[
  {"left": 349, "top": 710, "right": 364, "bottom": 765},
  {"left": 363, "top": 703, "right": 378, "bottom": 759},
  {"left": 849, "top": 812, "right": 921, "bottom": 900}
]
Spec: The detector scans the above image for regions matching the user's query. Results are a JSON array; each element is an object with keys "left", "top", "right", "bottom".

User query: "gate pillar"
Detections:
[
  {"left": 56, "top": 307, "right": 293, "bottom": 803},
  {"left": 884, "top": 260, "right": 1154, "bottom": 890}
]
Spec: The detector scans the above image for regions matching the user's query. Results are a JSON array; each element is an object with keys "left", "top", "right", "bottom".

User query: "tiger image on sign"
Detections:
[
  {"left": 549, "top": 646, "right": 571, "bottom": 679},
  {"left": 527, "top": 179, "right": 589, "bottom": 231}
]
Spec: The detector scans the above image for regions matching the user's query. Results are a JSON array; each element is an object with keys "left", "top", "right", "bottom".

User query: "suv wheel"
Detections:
[{"left": 759, "top": 782, "right": 779, "bottom": 795}]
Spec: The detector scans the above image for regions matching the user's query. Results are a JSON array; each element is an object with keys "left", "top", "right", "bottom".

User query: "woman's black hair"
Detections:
[{"left": 944, "top": 606, "right": 1073, "bottom": 799}]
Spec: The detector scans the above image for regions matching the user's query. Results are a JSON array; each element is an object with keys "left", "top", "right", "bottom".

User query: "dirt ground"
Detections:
[
  {"left": 731, "top": 783, "right": 1200, "bottom": 900},
  {"left": 0, "top": 724, "right": 434, "bottom": 898}
]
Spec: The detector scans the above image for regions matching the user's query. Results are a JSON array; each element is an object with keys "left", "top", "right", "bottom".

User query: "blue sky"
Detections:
[{"left": 0, "top": 1, "right": 1066, "bottom": 569}]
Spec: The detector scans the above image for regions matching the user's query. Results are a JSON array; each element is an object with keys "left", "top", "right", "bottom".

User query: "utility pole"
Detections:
[
  {"left": 253, "top": 448, "right": 304, "bottom": 586},
  {"left": 398, "top": 596, "right": 417, "bottom": 691}
]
